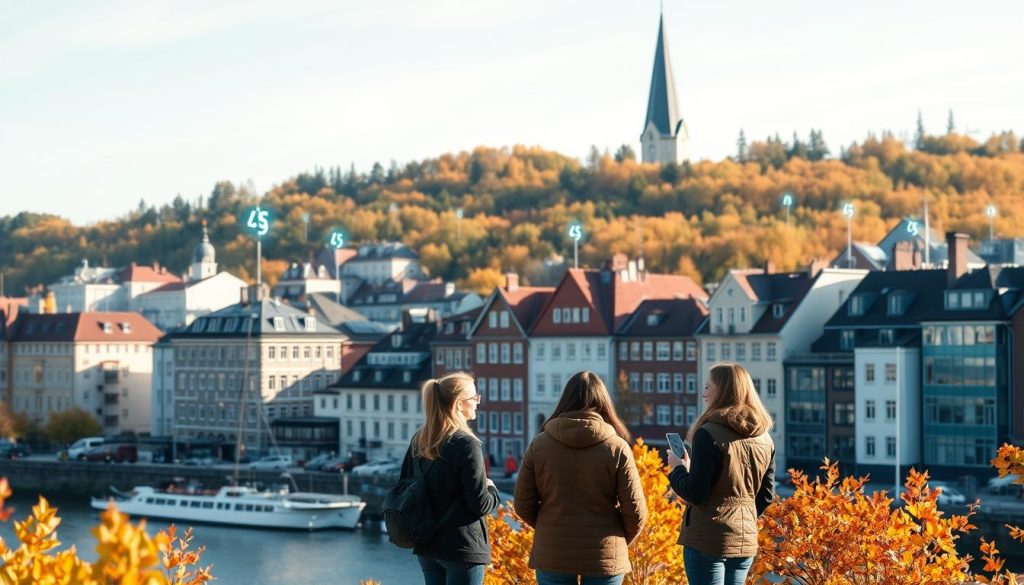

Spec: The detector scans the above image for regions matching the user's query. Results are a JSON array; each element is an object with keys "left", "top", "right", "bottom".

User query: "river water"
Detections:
[{"left": 0, "top": 492, "right": 422, "bottom": 584}]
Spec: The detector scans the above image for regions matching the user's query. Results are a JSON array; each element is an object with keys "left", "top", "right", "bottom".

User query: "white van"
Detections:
[{"left": 67, "top": 437, "right": 105, "bottom": 460}]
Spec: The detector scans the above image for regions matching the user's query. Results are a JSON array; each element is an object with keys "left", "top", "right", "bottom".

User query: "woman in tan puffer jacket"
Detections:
[{"left": 514, "top": 371, "right": 648, "bottom": 585}]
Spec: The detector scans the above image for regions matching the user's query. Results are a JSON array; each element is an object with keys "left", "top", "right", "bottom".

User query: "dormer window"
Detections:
[
  {"left": 772, "top": 304, "right": 785, "bottom": 319},
  {"left": 273, "top": 317, "right": 285, "bottom": 331},
  {"left": 848, "top": 295, "right": 865, "bottom": 316},
  {"left": 353, "top": 370, "right": 361, "bottom": 382},
  {"left": 119, "top": 322, "right": 132, "bottom": 334},
  {"left": 646, "top": 314, "right": 660, "bottom": 327},
  {"left": 887, "top": 294, "right": 903, "bottom": 316},
  {"left": 392, "top": 335, "right": 402, "bottom": 348},
  {"left": 840, "top": 330, "right": 855, "bottom": 350},
  {"left": 304, "top": 317, "right": 317, "bottom": 332},
  {"left": 374, "top": 370, "right": 383, "bottom": 382},
  {"left": 403, "top": 371, "right": 412, "bottom": 383},
  {"left": 879, "top": 329, "right": 894, "bottom": 345},
  {"left": 101, "top": 322, "right": 113, "bottom": 334}
]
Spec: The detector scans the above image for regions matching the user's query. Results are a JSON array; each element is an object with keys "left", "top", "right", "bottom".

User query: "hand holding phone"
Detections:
[{"left": 666, "top": 433, "right": 687, "bottom": 459}]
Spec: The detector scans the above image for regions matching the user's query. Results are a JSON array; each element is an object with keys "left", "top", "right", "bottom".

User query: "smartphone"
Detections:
[{"left": 666, "top": 433, "right": 688, "bottom": 459}]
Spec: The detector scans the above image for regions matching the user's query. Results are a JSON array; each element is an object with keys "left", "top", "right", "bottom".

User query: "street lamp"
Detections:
[
  {"left": 568, "top": 222, "right": 584, "bottom": 269},
  {"left": 986, "top": 204, "right": 997, "bottom": 241},
  {"left": 328, "top": 228, "right": 348, "bottom": 303},
  {"left": 781, "top": 192, "right": 794, "bottom": 227},
  {"left": 842, "top": 203, "right": 855, "bottom": 268}
]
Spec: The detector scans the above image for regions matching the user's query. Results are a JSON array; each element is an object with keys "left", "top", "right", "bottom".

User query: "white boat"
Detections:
[{"left": 91, "top": 485, "right": 366, "bottom": 530}]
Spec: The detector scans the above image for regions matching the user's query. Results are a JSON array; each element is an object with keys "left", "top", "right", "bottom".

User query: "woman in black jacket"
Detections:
[{"left": 399, "top": 371, "right": 499, "bottom": 585}]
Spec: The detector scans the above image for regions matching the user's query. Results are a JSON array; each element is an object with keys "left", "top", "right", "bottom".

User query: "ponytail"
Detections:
[{"left": 414, "top": 371, "right": 476, "bottom": 460}]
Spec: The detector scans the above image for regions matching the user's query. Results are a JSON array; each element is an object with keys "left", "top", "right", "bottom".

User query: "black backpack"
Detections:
[{"left": 382, "top": 457, "right": 458, "bottom": 548}]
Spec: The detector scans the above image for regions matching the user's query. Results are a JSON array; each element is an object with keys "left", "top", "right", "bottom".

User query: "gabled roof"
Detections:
[
  {"left": 433, "top": 306, "right": 484, "bottom": 343},
  {"left": 748, "top": 272, "right": 818, "bottom": 333},
  {"left": 304, "top": 293, "right": 369, "bottom": 326},
  {"left": 9, "top": 312, "right": 162, "bottom": 343},
  {"left": 332, "top": 321, "right": 438, "bottom": 390},
  {"left": 503, "top": 286, "right": 555, "bottom": 332},
  {"left": 643, "top": 13, "right": 682, "bottom": 137},
  {"left": 618, "top": 298, "right": 708, "bottom": 338}
]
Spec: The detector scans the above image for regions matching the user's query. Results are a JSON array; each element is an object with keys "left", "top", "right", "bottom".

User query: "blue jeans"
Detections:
[
  {"left": 536, "top": 571, "right": 624, "bottom": 585},
  {"left": 417, "top": 556, "right": 485, "bottom": 585},
  {"left": 683, "top": 547, "right": 753, "bottom": 585}
]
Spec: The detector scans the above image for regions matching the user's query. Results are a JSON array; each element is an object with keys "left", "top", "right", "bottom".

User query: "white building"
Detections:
[
  {"left": 699, "top": 265, "right": 866, "bottom": 467},
  {"left": 326, "top": 242, "right": 425, "bottom": 285},
  {"left": 324, "top": 313, "right": 436, "bottom": 459},
  {"left": 157, "top": 289, "right": 345, "bottom": 458},
  {"left": 854, "top": 347, "right": 920, "bottom": 481},
  {"left": 6, "top": 312, "right": 162, "bottom": 434},
  {"left": 34, "top": 260, "right": 181, "bottom": 314},
  {"left": 131, "top": 223, "right": 246, "bottom": 331}
]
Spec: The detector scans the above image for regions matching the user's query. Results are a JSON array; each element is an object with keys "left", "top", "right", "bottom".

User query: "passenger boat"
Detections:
[{"left": 91, "top": 484, "right": 366, "bottom": 530}]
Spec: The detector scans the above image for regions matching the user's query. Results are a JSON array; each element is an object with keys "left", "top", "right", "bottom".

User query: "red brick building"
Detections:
[
  {"left": 430, "top": 307, "right": 482, "bottom": 378},
  {"left": 469, "top": 274, "right": 553, "bottom": 462},
  {"left": 615, "top": 298, "right": 707, "bottom": 448}
]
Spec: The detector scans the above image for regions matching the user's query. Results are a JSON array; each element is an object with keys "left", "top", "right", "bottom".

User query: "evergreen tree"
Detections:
[
  {"left": 586, "top": 145, "right": 601, "bottom": 169},
  {"left": 614, "top": 144, "right": 637, "bottom": 162},
  {"left": 788, "top": 131, "right": 808, "bottom": 159},
  {"left": 947, "top": 109, "right": 956, "bottom": 135},
  {"left": 915, "top": 110, "right": 926, "bottom": 149},
  {"left": 737, "top": 129, "right": 748, "bottom": 161}
]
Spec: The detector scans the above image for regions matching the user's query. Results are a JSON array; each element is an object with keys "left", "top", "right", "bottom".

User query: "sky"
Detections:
[{"left": 1, "top": 0, "right": 1022, "bottom": 225}]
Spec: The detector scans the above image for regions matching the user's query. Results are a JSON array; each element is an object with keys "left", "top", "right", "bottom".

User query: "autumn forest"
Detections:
[{"left": 2, "top": 127, "right": 1023, "bottom": 296}]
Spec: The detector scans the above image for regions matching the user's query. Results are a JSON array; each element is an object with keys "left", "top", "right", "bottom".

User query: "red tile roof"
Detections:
[
  {"left": 119, "top": 264, "right": 182, "bottom": 284},
  {"left": 501, "top": 286, "right": 555, "bottom": 331},
  {"left": 10, "top": 312, "right": 162, "bottom": 343}
]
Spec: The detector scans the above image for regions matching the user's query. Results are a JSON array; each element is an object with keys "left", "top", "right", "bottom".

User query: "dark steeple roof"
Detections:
[{"left": 643, "top": 13, "right": 682, "bottom": 137}]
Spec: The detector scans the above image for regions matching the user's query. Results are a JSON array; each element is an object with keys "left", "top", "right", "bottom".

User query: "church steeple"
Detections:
[
  {"left": 189, "top": 220, "right": 218, "bottom": 281},
  {"left": 641, "top": 12, "right": 689, "bottom": 165}
]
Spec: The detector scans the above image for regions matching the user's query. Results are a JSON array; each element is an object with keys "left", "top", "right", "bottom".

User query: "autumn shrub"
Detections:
[
  {"left": 485, "top": 439, "right": 686, "bottom": 585},
  {"left": 0, "top": 478, "right": 212, "bottom": 584}
]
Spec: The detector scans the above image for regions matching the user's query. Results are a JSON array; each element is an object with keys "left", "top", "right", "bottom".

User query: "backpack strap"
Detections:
[{"left": 412, "top": 454, "right": 464, "bottom": 529}]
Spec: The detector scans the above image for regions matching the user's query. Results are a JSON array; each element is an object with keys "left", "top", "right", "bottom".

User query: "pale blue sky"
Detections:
[{"left": 1, "top": 0, "right": 1021, "bottom": 224}]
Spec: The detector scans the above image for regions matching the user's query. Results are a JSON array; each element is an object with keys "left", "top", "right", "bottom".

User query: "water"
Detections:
[{"left": 0, "top": 492, "right": 422, "bottom": 584}]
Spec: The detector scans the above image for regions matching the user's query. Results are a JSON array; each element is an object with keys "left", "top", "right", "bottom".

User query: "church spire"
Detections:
[{"left": 640, "top": 11, "right": 689, "bottom": 165}]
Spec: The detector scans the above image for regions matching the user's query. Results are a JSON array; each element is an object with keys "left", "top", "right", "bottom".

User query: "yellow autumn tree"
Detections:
[{"left": 0, "top": 478, "right": 212, "bottom": 585}]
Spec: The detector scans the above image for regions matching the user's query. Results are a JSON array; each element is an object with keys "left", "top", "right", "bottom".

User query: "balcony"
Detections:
[
  {"left": 104, "top": 393, "right": 119, "bottom": 405},
  {"left": 103, "top": 369, "right": 120, "bottom": 385}
]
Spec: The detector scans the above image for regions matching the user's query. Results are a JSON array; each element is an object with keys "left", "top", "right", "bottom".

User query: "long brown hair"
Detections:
[
  {"left": 688, "top": 362, "right": 773, "bottom": 442},
  {"left": 414, "top": 371, "right": 477, "bottom": 460},
  {"left": 544, "top": 371, "right": 630, "bottom": 442}
]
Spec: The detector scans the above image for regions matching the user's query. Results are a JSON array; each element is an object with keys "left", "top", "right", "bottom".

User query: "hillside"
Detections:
[{"left": 1, "top": 130, "right": 1022, "bottom": 296}]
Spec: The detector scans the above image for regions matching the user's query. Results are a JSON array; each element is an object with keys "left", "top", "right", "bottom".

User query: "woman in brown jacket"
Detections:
[
  {"left": 514, "top": 371, "right": 648, "bottom": 585},
  {"left": 668, "top": 363, "right": 776, "bottom": 585}
]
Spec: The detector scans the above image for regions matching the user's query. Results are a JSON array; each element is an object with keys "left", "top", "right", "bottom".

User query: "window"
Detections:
[
  {"left": 885, "top": 363, "right": 897, "bottom": 382},
  {"left": 865, "top": 363, "right": 875, "bottom": 383},
  {"left": 536, "top": 374, "right": 546, "bottom": 396},
  {"left": 489, "top": 312, "right": 498, "bottom": 328},
  {"left": 840, "top": 330, "right": 855, "bottom": 350},
  {"left": 706, "top": 342, "right": 716, "bottom": 362},
  {"left": 499, "top": 311, "right": 509, "bottom": 328},
  {"left": 878, "top": 329, "right": 894, "bottom": 345},
  {"left": 887, "top": 294, "right": 904, "bottom": 316},
  {"left": 489, "top": 343, "right": 498, "bottom": 363},
  {"left": 866, "top": 436, "right": 876, "bottom": 457},
  {"left": 866, "top": 400, "right": 876, "bottom": 420},
  {"left": 686, "top": 406, "right": 697, "bottom": 425},
  {"left": 436, "top": 350, "right": 445, "bottom": 365},
  {"left": 886, "top": 437, "right": 896, "bottom": 459},
  {"left": 490, "top": 413, "right": 499, "bottom": 432},
  {"left": 477, "top": 412, "right": 487, "bottom": 432},
  {"left": 566, "top": 342, "right": 576, "bottom": 360},
  {"left": 631, "top": 342, "right": 641, "bottom": 361},
  {"left": 657, "top": 406, "right": 671, "bottom": 425},
  {"left": 686, "top": 341, "right": 696, "bottom": 361},
  {"left": 673, "top": 374, "right": 683, "bottom": 393},
  {"left": 513, "top": 343, "right": 523, "bottom": 364},
  {"left": 672, "top": 341, "right": 684, "bottom": 361},
  {"left": 674, "top": 406, "right": 684, "bottom": 426},
  {"left": 642, "top": 374, "right": 654, "bottom": 393},
  {"left": 735, "top": 342, "right": 746, "bottom": 361},
  {"left": 849, "top": 295, "right": 865, "bottom": 316},
  {"left": 561, "top": 308, "right": 571, "bottom": 323},
  {"left": 553, "top": 309, "right": 561, "bottom": 324},
  {"left": 751, "top": 342, "right": 761, "bottom": 361},
  {"left": 619, "top": 342, "right": 628, "bottom": 361},
  {"left": 629, "top": 372, "right": 640, "bottom": 391},
  {"left": 572, "top": 308, "right": 580, "bottom": 323},
  {"left": 500, "top": 379, "right": 511, "bottom": 401},
  {"left": 686, "top": 374, "right": 697, "bottom": 393},
  {"left": 476, "top": 344, "right": 486, "bottom": 364},
  {"left": 502, "top": 413, "right": 512, "bottom": 433},
  {"left": 500, "top": 343, "right": 510, "bottom": 364},
  {"left": 552, "top": 344, "right": 561, "bottom": 360},
  {"left": 767, "top": 342, "right": 777, "bottom": 361},
  {"left": 740, "top": 307, "right": 748, "bottom": 323},
  {"left": 657, "top": 373, "right": 671, "bottom": 393},
  {"left": 514, "top": 413, "right": 523, "bottom": 433},
  {"left": 656, "top": 342, "right": 670, "bottom": 361},
  {"left": 582, "top": 308, "right": 590, "bottom": 323},
  {"left": 772, "top": 304, "right": 785, "bottom": 319},
  {"left": 728, "top": 307, "right": 735, "bottom": 324},
  {"left": 268, "top": 346, "right": 276, "bottom": 360},
  {"left": 536, "top": 342, "right": 545, "bottom": 361},
  {"left": 583, "top": 342, "right": 592, "bottom": 360},
  {"left": 642, "top": 342, "right": 653, "bottom": 361},
  {"left": 513, "top": 378, "right": 523, "bottom": 401},
  {"left": 886, "top": 400, "right": 896, "bottom": 421},
  {"left": 721, "top": 343, "right": 731, "bottom": 360},
  {"left": 766, "top": 379, "right": 777, "bottom": 397}
]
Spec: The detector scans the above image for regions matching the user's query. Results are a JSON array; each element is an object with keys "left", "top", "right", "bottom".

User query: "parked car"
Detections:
[
  {"left": 249, "top": 454, "right": 293, "bottom": 471},
  {"left": 303, "top": 453, "right": 333, "bottom": 471},
  {"left": 67, "top": 437, "right": 105, "bottom": 460},
  {"left": 931, "top": 481, "right": 967, "bottom": 506},
  {"left": 351, "top": 458, "right": 401, "bottom": 477},
  {"left": 82, "top": 444, "right": 138, "bottom": 463},
  {"left": 987, "top": 473, "right": 1022, "bottom": 495},
  {"left": 0, "top": 440, "right": 31, "bottom": 459}
]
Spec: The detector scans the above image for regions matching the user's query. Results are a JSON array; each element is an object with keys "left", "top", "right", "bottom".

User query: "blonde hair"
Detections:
[
  {"left": 414, "top": 371, "right": 477, "bottom": 460},
  {"left": 688, "top": 363, "right": 774, "bottom": 442}
]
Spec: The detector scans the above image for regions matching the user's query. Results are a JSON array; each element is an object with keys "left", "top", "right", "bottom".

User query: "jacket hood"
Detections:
[
  {"left": 705, "top": 409, "right": 770, "bottom": 438},
  {"left": 544, "top": 410, "right": 617, "bottom": 448}
]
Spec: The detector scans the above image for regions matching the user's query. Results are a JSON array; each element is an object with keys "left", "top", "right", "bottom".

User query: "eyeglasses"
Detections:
[{"left": 462, "top": 394, "right": 482, "bottom": 404}]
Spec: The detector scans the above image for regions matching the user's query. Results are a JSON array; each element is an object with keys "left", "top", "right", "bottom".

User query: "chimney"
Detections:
[
  {"left": 807, "top": 258, "right": 829, "bottom": 278},
  {"left": 627, "top": 260, "right": 637, "bottom": 283},
  {"left": 947, "top": 232, "right": 969, "bottom": 285},
  {"left": 764, "top": 261, "right": 776, "bottom": 275},
  {"left": 505, "top": 272, "right": 520, "bottom": 292},
  {"left": 444, "top": 282, "right": 455, "bottom": 297},
  {"left": 241, "top": 283, "right": 269, "bottom": 305},
  {"left": 891, "top": 241, "right": 915, "bottom": 271}
]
